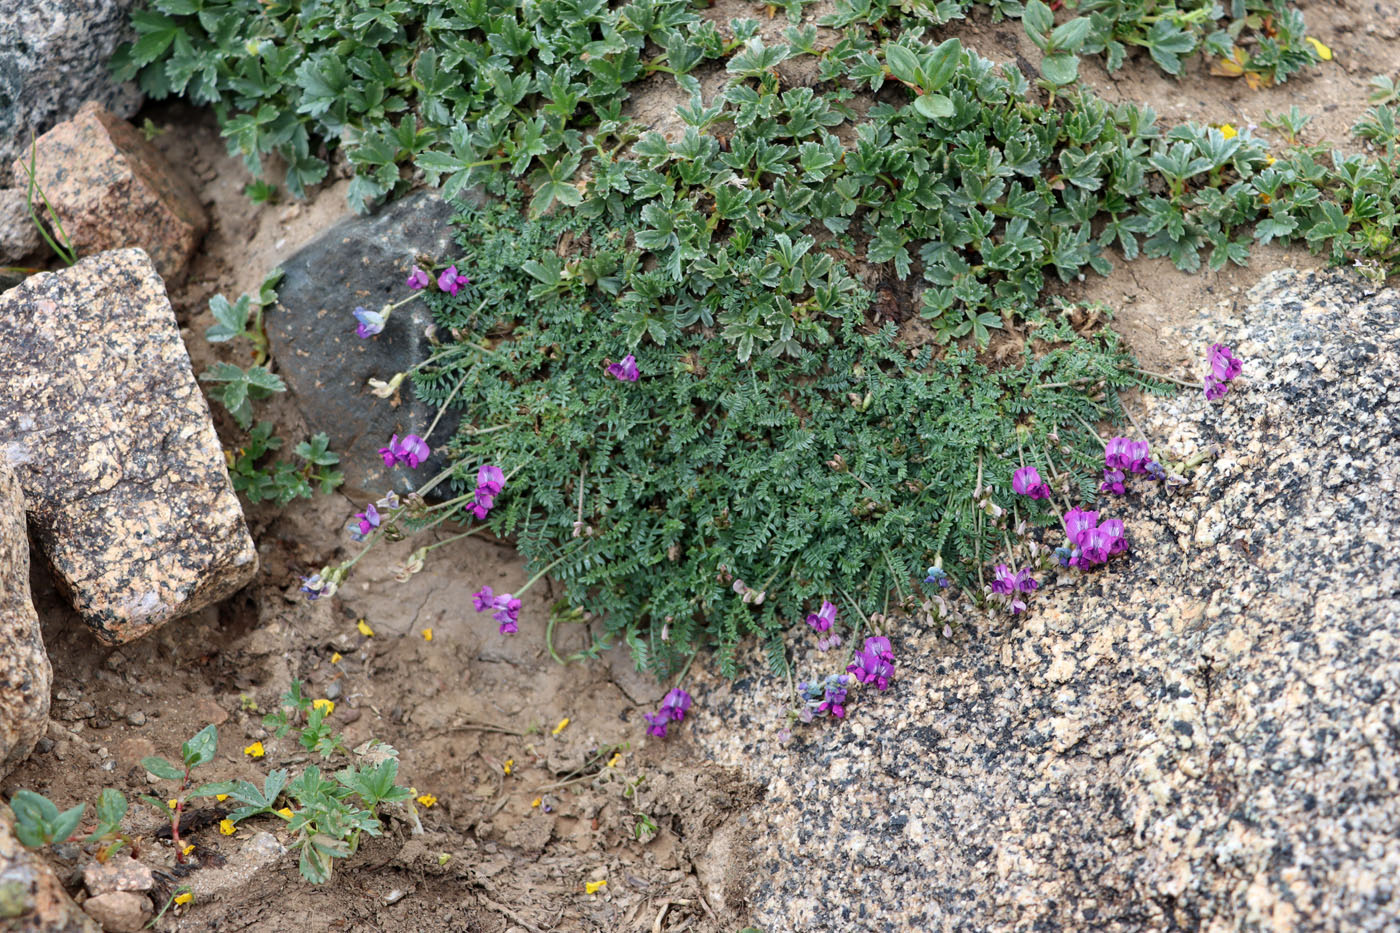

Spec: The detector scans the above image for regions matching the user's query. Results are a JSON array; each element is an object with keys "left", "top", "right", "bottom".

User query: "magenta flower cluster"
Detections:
[
  {"left": 473, "top": 585, "right": 522, "bottom": 634},
  {"left": 991, "top": 563, "right": 1038, "bottom": 614},
  {"left": 644, "top": 688, "right": 693, "bottom": 737},
  {"left": 1056, "top": 507, "right": 1127, "bottom": 569},
  {"left": 1204, "top": 344, "right": 1242, "bottom": 400},
  {"left": 405, "top": 266, "right": 431, "bottom": 290},
  {"left": 1011, "top": 466, "right": 1052, "bottom": 500},
  {"left": 470, "top": 464, "right": 505, "bottom": 520},
  {"left": 797, "top": 674, "right": 851, "bottom": 721},
  {"left": 379, "top": 433, "right": 431, "bottom": 470},
  {"left": 606, "top": 354, "right": 639, "bottom": 382},
  {"left": 847, "top": 636, "right": 895, "bottom": 691},
  {"left": 805, "top": 599, "right": 843, "bottom": 651},
  {"left": 1100, "top": 437, "right": 1164, "bottom": 494}
]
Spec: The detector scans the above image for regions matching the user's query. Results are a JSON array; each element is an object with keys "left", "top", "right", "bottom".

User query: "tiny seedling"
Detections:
[
  {"left": 138, "top": 724, "right": 222, "bottom": 864},
  {"left": 8, "top": 789, "right": 86, "bottom": 848}
]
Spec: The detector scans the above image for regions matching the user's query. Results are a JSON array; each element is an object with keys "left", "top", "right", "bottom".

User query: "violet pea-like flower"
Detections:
[
  {"left": 847, "top": 638, "right": 894, "bottom": 691},
  {"left": 472, "top": 586, "right": 496, "bottom": 612},
  {"left": 405, "top": 266, "right": 430, "bottom": 290},
  {"left": 354, "top": 306, "right": 385, "bottom": 339},
  {"left": 644, "top": 711, "right": 670, "bottom": 738},
  {"left": 398, "top": 434, "right": 430, "bottom": 469},
  {"left": 1100, "top": 468, "right": 1126, "bottom": 496},
  {"left": 661, "top": 688, "right": 692, "bottom": 722},
  {"left": 606, "top": 354, "right": 640, "bottom": 382},
  {"left": 805, "top": 600, "right": 837, "bottom": 632},
  {"left": 1012, "top": 466, "right": 1051, "bottom": 500},
  {"left": 1063, "top": 507, "right": 1099, "bottom": 547},
  {"left": 1079, "top": 527, "right": 1112, "bottom": 565},
  {"left": 299, "top": 574, "right": 327, "bottom": 600},
  {"left": 353, "top": 503, "right": 380, "bottom": 536},
  {"left": 1099, "top": 518, "right": 1128, "bottom": 555},
  {"left": 816, "top": 679, "right": 848, "bottom": 719},
  {"left": 438, "top": 264, "right": 470, "bottom": 296},
  {"left": 924, "top": 565, "right": 950, "bottom": 588},
  {"left": 991, "top": 563, "right": 1017, "bottom": 595},
  {"left": 477, "top": 464, "right": 506, "bottom": 496}
]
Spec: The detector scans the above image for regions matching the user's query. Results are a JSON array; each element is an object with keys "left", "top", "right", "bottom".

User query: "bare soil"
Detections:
[{"left": 5, "top": 6, "right": 1397, "bottom": 930}]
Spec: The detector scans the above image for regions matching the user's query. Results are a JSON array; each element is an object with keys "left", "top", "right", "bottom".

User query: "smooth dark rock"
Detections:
[
  {"left": 0, "top": 0, "right": 143, "bottom": 186},
  {"left": 268, "top": 190, "right": 464, "bottom": 501}
]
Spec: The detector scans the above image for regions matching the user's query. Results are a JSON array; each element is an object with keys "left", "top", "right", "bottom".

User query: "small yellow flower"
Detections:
[
  {"left": 552, "top": 718, "right": 570, "bottom": 736},
  {"left": 584, "top": 880, "right": 607, "bottom": 895},
  {"left": 331, "top": 652, "right": 343, "bottom": 664},
  {"left": 1219, "top": 123, "right": 1237, "bottom": 141},
  {"left": 1266, "top": 155, "right": 1277, "bottom": 166},
  {"left": 531, "top": 797, "right": 542, "bottom": 808},
  {"left": 181, "top": 844, "right": 195, "bottom": 856},
  {"left": 1306, "top": 37, "right": 1332, "bottom": 61},
  {"left": 421, "top": 628, "right": 433, "bottom": 642},
  {"left": 167, "top": 799, "right": 178, "bottom": 810},
  {"left": 357, "top": 619, "right": 375, "bottom": 637},
  {"left": 215, "top": 794, "right": 228, "bottom": 802},
  {"left": 312, "top": 698, "right": 335, "bottom": 715},
  {"left": 277, "top": 807, "right": 294, "bottom": 819},
  {"left": 218, "top": 819, "right": 236, "bottom": 836},
  {"left": 606, "top": 752, "right": 622, "bottom": 768},
  {"left": 243, "top": 741, "right": 265, "bottom": 758},
  {"left": 417, "top": 794, "right": 437, "bottom": 808},
  {"left": 502, "top": 759, "right": 514, "bottom": 775},
  {"left": 173, "top": 892, "right": 193, "bottom": 906}
]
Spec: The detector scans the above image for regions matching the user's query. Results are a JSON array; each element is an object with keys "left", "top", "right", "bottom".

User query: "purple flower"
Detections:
[
  {"left": 352, "top": 503, "right": 380, "bottom": 537},
  {"left": 472, "top": 586, "right": 496, "bottom": 612},
  {"left": 816, "top": 680, "right": 847, "bottom": 719},
  {"left": 438, "top": 264, "right": 470, "bottom": 296},
  {"left": 1105, "top": 437, "right": 1152, "bottom": 473},
  {"left": 1208, "top": 343, "right": 1242, "bottom": 381},
  {"left": 924, "top": 565, "right": 950, "bottom": 588},
  {"left": 1098, "top": 518, "right": 1128, "bottom": 555},
  {"left": 405, "top": 266, "right": 430, "bottom": 290},
  {"left": 378, "top": 435, "right": 400, "bottom": 467},
  {"left": 477, "top": 464, "right": 505, "bottom": 496},
  {"left": 661, "top": 688, "right": 692, "bottom": 722},
  {"left": 1204, "top": 377, "right": 1230, "bottom": 400},
  {"left": 398, "top": 434, "right": 430, "bottom": 469},
  {"left": 1054, "top": 546, "right": 1074, "bottom": 568},
  {"left": 606, "top": 354, "right": 640, "bottom": 382},
  {"left": 496, "top": 615, "right": 519, "bottom": 636},
  {"left": 1145, "top": 460, "right": 1167, "bottom": 481},
  {"left": 1080, "top": 528, "right": 1111, "bottom": 564},
  {"left": 299, "top": 574, "right": 326, "bottom": 600},
  {"left": 379, "top": 434, "right": 431, "bottom": 469},
  {"left": 644, "top": 711, "right": 670, "bottom": 737},
  {"left": 1012, "top": 466, "right": 1051, "bottom": 500},
  {"left": 847, "top": 638, "right": 894, "bottom": 691},
  {"left": 991, "top": 563, "right": 1017, "bottom": 595},
  {"left": 805, "top": 600, "right": 837, "bottom": 633},
  {"left": 1100, "top": 468, "right": 1126, "bottom": 496},
  {"left": 1063, "top": 507, "right": 1099, "bottom": 547},
  {"left": 354, "top": 306, "right": 385, "bottom": 339}
]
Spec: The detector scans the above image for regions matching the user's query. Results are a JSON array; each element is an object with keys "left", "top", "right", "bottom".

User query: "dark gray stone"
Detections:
[
  {"left": 268, "top": 190, "right": 463, "bottom": 501},
  {"left": 0, "top": 0, "right": 144, "bottom": 186}
]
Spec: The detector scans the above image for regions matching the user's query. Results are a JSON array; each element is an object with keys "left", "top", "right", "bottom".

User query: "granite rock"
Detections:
[
  {"left": 0, "top": 0, "right": 143, "bottom": 186},
  {"left": 686, "top": 268, "right": 1400, "bottom": 931},
  {"left": 13, "top": 101, "right": 208, "bottom": 282},
  {"left": 0, "top": 249, "right": 257, "bottom": 645},
  {"left": 0, "top": 807, "right": 100, "bottom": 933},
  {"left": 267, "top": 190, "right": 464, "bottom": 501},
  {"left": 81, "top": 858, "right": 152, "bottom": 897},
  {"left": 0, "top": 188, "right": 42, "bottom": 264},
  {"left": 0, "top": 460, "right": 50, "bottom": 779},
  {"left": 79, "top": 891, "right": 148, "bottom": 933}
]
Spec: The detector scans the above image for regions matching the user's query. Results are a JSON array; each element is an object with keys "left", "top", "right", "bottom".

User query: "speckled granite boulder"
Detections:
[
  {"left": 0, "top": 249, "right": 257, "bottom": 645},
  {"left": 686, "top": 268, "right": 1400, "bottom": 932},
  {"left": 267, "top": 190, "right": 463, "bottom": 501},
  {"left": 0, "top": 189, "right": 42, "bottom": 265},
  {"left": 0, "top": 807, "right": 99, "bottom": 932},
  {"left": 12, "top": 101, "right": 207, "bottom": 282},
  {"left": 0, "top": 0, "right": 143, "bottom": 187},
  {"left": 0, "top": 461, "right": 50, "bottom": 779}
]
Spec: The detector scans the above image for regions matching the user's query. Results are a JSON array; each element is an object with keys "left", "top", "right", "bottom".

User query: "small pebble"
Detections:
[
  {"left": 126, "top": 711, "right": 147, "bottom": 726},
  {"left": 384, "top": 888, "right": 407, "bottom": 905}
]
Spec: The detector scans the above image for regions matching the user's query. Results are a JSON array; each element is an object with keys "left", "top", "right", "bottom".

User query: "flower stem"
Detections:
[
  {"left": 423, "top": 367, "right": 472, "bottom": 442},
  {"left": 1069, "top": 410, "right": 1107, "bottom": 445},
  {"left": 420, "top": 525, "right": 487, "bottom": 555},
  {"left": 1130, "top": 366, "right": 1197, "bottom": 389}
]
